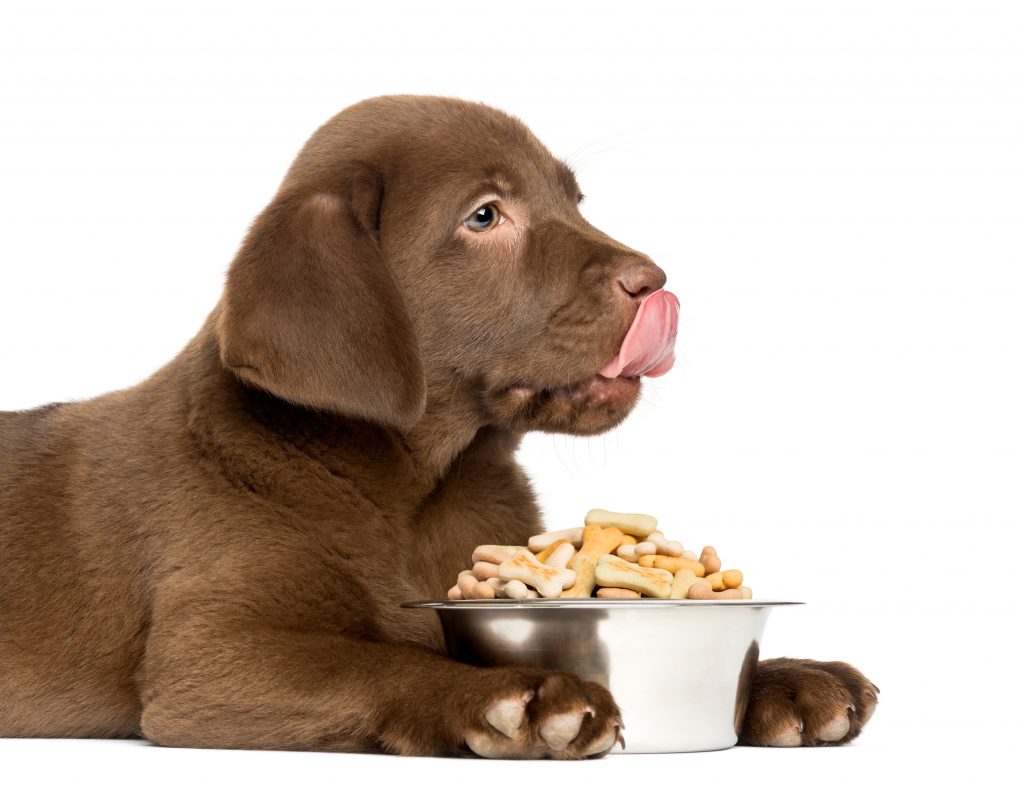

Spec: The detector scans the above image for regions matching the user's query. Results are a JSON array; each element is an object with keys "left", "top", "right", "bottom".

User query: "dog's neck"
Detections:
[
  {"left": 401, "top": 379, "right": 492, "bottom": 482},
  {"left": 176, "top": 324, "right": 518, "bottom": 514}
]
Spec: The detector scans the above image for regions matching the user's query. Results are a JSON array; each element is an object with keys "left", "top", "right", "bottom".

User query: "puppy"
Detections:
[{"left": 0, "top": 96, "right": 877, "bottom": 757}]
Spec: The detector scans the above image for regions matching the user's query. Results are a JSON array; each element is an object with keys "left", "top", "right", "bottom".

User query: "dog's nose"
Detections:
[{"left": 616, "top": 263, "right": 667, "bottom": 300}]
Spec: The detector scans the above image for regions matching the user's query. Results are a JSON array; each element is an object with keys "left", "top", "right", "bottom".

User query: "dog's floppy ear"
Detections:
[{"left": 216, "top": 170, "right": 427, "bottom": 431}]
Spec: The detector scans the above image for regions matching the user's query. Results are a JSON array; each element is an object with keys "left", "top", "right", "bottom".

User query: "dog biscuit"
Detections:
[
  {"left": 583, "top": 509, "right": 658, "bottom": 538},
  {"left": 699, "top": 545, "right": 721, "bottom": 576},
  {"left": 457, "top": 569, "right": 499, "bottom": 599},
  {"left": 498, "top": 551, "right": 576, "bottom": 598},
  {"left": 638, "top": 554, "right": 705, "bottom": 577},
  {"left": 720, "top": 569, "right": 743, "bottom": 589},
  {"left": 472, "top": 544, "right": 528, "bottom": 565},
  {"left": 706, "top": 571, "right": 727, "bottom": 591},
  {"left": 503, "top": 579, "right": 539, "bottom": 600},
  {"left": 449, "top": 512, "right": 755, "bottom": 600},
  {"left": 578, "top": 525, "right": 624, "bottom": 558},
  {"left": 594, "top": 554, "right": 673, "bottom": 599},
  {"left": 544, "top": 541, "right": 576, "bottom": 571},
  {"left": 560, "top": 556, "right": 598, "bottom": 598},
  {"left": 596, "top": 587, "right": 642, "bottom": 599},
  {"left": 646, "top": 531, "right": 684, "bottom": 558},
  {"left": 670, "top": 570, "right": 705, "bottom": 599},
  {"left": 472, "top": 561, "right": 500, "bottom": 580},
  {"left": 687, "top": 582, "right": 743, "bottom": 600},
  {"left": 561, "top": 525, "right": 625, "bottom": 597},
  {"left": 528, "top": 527, "right": 583, "bottom": 552},
  {"left": 535, "top": 538, "right": 571, "bottom": 563}
]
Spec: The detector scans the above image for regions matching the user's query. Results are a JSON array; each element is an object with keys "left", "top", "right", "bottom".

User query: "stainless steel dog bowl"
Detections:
[{"left": 403, "top": 598, "right": 800, "bottom": 754}]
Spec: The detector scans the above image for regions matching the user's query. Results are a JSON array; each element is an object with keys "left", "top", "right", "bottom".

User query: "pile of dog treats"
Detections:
[{"left": 447, "top": 508, "right": 752, "bottom": 600}]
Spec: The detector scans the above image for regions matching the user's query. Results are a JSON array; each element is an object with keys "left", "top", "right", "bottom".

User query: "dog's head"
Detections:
[{"left": 217, "top": 96, "right": 677, "bottom": 437}]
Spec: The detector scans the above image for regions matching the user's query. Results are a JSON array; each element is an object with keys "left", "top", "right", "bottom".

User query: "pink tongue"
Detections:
[{"left": 598, "top": 289, "right": 680, "bottom": 379}]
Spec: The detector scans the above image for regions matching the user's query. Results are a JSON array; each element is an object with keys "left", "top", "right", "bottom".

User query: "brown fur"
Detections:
[{"left": 0, "top": 96, "right": 875, "bottom": 756}]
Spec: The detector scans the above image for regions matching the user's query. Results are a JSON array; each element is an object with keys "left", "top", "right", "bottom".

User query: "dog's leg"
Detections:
[
  {"left": 738, "top": 658, "right": 879, "bottom": 746},
  {"left": 139, "top": 628, "right": 622, "bottom": 758}
]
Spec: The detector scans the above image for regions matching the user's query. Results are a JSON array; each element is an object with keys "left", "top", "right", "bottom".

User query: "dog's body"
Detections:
[
  {"left": 1, "top": 96, "right": 877, "bottom": 756},
  {"left": 1, "top": 331, "right": 541, "bottom": 749}
]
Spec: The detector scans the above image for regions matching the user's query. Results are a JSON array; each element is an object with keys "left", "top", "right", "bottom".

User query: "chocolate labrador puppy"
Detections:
[{"left": 0, "top": 96, "right": 877, "bottom": 757}]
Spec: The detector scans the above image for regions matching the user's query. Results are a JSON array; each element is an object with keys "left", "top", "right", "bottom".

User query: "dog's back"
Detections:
[{"left": 1, "top": 395, "right": 154, "bottom": 737}]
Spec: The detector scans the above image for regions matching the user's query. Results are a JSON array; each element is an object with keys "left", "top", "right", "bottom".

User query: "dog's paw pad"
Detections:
[
  {"left": 817, "top": 707, "right": 852, "bottom": 742},
  {"left": 767, "top": 720, "right": 804, "bottom": 747},
  {"left": 539, "top": 708, "right": 589, "bottom": 751},
  {"left": 741, "top": 658, "right": 878, "bottom": 747},
  {"left": 465, "top": 728, "right": 532, "bottom": 759},
  {"left": 484, "top": 691, "right": 532, "bottom": 739},
  {"left": 465, "top": 671, "right": 621, "bottom": 759}
]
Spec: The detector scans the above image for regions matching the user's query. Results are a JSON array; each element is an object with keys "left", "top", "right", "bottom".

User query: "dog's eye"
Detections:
[{"left": 464, "top": 203, "right": 503, "bottom": 232}]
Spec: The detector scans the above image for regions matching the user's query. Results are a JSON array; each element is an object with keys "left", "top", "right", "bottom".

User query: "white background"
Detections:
[{"left": 1, "top": 0, "right": 1021, "bottom": 795}]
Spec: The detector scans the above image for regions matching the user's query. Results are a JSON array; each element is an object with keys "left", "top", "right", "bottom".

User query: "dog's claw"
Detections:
[{"left": 583, "top": 724, "right": 620, "bottom": 756}]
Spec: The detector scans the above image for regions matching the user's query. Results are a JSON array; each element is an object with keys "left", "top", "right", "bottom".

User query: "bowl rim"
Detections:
[{"left": 401, "top": 598, "right": 803, "bottom": 609}]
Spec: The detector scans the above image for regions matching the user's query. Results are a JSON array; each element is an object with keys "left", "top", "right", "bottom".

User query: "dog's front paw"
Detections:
[
  {"left": 739, "top": 658, "right": 878, "bottom": 747},
  {"left": 464, "top": 670, "right": 623, "bottom": 759}
]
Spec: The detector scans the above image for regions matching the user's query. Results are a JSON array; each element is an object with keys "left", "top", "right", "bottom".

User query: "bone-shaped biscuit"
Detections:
[
  {"left": 646, "top": 531, "right": 684, "bottom": 558},
  {"left": 700, "top": 545, "right": 721, "bottom": 575},
  {"left": 670, "top": 570, "right": 706, "bottom": 599},
  {"left": 638, "top": 554, "right": 705, "bottom": 577},
  {"left": 708, "top": 569, "right": 741, "bottom": 594},
  {"left": 476, "top": 576, "right": 540, "bottom": 599},
  {"left": 560, "top": 557, "right": 597, "bottom": 598},
  {"left": 578, "top": 525, "right": 624, "bottom": 558},
  {"left": 455, "top": 569, "right": 497, "bottom": 599},
  {"left": 687, "top": 582, "right": 742, "bottom": 600},
  {"left": 721, "top": 569, "right": 744, "bottom": 589},
  {"left": 594, "top": 554, "right": 673, "bottom": 598},
  {"left": 705, "top": 569, "right": 744, "bottom": 591},
  {"left": 472, "top": 560, "right": 500, "bottom": 580},
  {"left": 596, "top": 587, "right": 642, "bottom": 598},
  {"left": 472, "top": 545, "right": 530, "bottom": 565},
  {"left": 457, "top": 570, "right": 478, "bottom": 597},
  {"left": 535, "top": 538, "right": 573, "bottom": 564},
  {"left": 584, "top": 509, "right": 658, "bottom": 538},
  {"left": 502, "top": 579, "right": 540, "bottom": 600},
  {"left": 497, "top": 551, "right": 576, "bottom": 598},
  {"left": 528, "top": 527, "right": 583, "bottom": 552},
  {"left": 544, "top": 541, "right": 576, "bottom": 571},
  {"left": 561, "top": 525, "right": 625, "bottom": 597}
]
